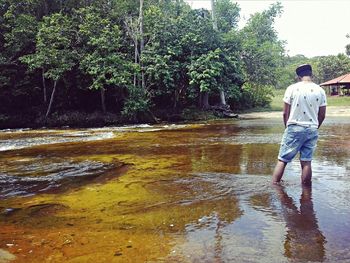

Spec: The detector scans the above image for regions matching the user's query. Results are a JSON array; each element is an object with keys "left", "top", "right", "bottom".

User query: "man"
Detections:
[{"left": 272, "top": 64, "right": 327, "bottom": 185}]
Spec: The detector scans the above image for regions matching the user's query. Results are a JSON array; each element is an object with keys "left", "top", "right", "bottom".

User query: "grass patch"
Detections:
[
  {"left": 326, "top": 95, "right": 350, "bottom": 106},
  {"left": 268, "top": 89, "right": 350, "bottom": 111},
  {"left": 181, "top": 107, "right": 218, "bottom": 121},
  {"left": 269, "top": 89, "right": 284, "bottom": 111}
]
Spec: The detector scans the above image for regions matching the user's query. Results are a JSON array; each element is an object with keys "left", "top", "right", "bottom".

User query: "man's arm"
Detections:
[
  {"left": 283, "top": 102, "right": 291, "bottom": 128},
  {"left": 318, "top": 106, "right": 326, "bottom": 128}
]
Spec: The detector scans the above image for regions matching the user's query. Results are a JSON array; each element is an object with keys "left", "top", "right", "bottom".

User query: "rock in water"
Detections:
[{"left": 0, "top": 249, "right": 16, "bottom": 263}]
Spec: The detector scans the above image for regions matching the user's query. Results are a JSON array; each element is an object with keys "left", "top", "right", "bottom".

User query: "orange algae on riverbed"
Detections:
[
  {"left": 0, "top": 124, "right": 244, "bottom": 262},
  {"left": 1, "top": 119, "right": 350, "bottom": 262}
]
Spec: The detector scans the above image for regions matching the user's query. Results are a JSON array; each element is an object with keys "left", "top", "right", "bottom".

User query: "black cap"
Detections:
[{"left": 296, "top": 64, "right": 312, "bottom": 77}]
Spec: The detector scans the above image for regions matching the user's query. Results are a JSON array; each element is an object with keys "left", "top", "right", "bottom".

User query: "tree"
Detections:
[
  {"left": 236, "top": 3, "right": 286, "bottom": 109},
  {"left": 211, "top": 0, "right": 225, "bottom": 106},
  {"left": 0, "top": 0, "right": 40, "bottom": 108},
  {"left": 139, "top": 0, "right": 145, "bottom": 90},
  {"left": 0, "top": 0, "right": 288, "bottom": 125},
  {"left": 77, "top": 7, "right": 132, "bottom": 113},
  {"left": 188, "top": 49, "right": 224, "bottom": 108},
  {"left": 188, "top": 48, "right": 243, "bottom": 108},
  {"left": 206, "top": 0, "right": 240, "bottom": 107},
  {"left": 144, "top": 6, "right": 222, "bottom": 110},
  {"left": 240, "top": 3, "right": 284, "bottom": 86},
  {"left": 3, "top": 12, "right": 37, "bottom": 60},
  {"left": 315, "top": 54, "right": 350, "bottom": 83},
  {"left": 21, "top": 13, "right": 77, "bottom": 117},
  {"left": 215, "top": 0, "right": 240, "bottom": 34}
]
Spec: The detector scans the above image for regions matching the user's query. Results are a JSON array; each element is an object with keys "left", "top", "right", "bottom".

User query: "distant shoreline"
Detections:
[
  {"left": 1, "top": 106, "right": 348, "bottom": 130},
  {"left": 239, "top": 106, "right": 350, "bottom": 119}
]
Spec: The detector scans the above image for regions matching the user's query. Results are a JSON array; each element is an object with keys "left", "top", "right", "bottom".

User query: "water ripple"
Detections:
[
  {"left": 0, "top": 131, "right": 115, "bottom": 151},
  {"left": 0, "top": 160, "right": 115, "bottom": 198}
]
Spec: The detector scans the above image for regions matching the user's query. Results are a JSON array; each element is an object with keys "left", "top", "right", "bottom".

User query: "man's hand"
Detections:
[
  {"left": 318, "top": 106, "right": 326, "bottom": 128},
  {"left": 283, "top": 102, "right": 291, "bottom": 127}
]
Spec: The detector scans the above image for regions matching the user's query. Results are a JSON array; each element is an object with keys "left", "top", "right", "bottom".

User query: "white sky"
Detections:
[{"left": 185, "top": 0, "right": 350, "bottom": 58}]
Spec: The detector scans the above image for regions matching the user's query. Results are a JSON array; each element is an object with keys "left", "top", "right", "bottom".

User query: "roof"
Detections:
[{"left": 320, "top": 73, "right": 350, "bottom": 86}]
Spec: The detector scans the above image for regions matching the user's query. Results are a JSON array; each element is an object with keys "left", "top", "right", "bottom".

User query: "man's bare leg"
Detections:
[
  {"left": 300, "top": 160, "right": 312, "bottom": 186},
  {"left": 272, "top": 160, "right": 287, "bottom": 184}
]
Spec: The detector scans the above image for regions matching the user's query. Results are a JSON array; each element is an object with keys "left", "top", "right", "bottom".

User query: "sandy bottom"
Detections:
[{"left": 239, "top": 106, "right": 350, "bottom": 119}]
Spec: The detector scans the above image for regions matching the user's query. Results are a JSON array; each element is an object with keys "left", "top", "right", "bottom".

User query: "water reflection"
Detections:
[
  {"left": 0, "top": 118, "right": 349, "bottom": 262},
  {"left": 274, "top": 185, "right": 326, "bottom": 262}
]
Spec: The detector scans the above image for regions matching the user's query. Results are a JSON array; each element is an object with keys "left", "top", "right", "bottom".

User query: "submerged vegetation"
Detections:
[{"left": 0, "top": 0, "right": 349, "bottom": 128}]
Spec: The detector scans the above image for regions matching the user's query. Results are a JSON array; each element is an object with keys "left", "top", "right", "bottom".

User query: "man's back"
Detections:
[{"left": 283, "top": 81, "right": 327, "bottom": 128}]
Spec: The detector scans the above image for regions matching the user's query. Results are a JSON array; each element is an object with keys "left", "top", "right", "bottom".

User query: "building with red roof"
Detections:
[{"left": 320, "top": 73, "right": 350, "bottom": 96}]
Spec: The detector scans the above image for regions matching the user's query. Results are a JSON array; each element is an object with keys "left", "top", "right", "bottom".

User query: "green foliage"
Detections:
[
  {"left": 346, "top": 44, "right": 350, "bottom": 57},
  {"left": 143, "top": 6, "right": 222, "bottom": 108},
  {"left": 188, "top": 48, "right": 243, "bottom": 99},
  {"left": 0, "top": 0, "right": 40, "bottom": 97},
  {"left": 315, "top": 54, "right": 350, "bottom": 83},
  {"left": 276, "top": 53, "right": 350, "bottom": 90},
  {"left": 240, "top": 2, "right": 285, "bottom": 86},
  {"left": 77, "top": 7, "right": 132, "bottom": 90},
  {"left": 188, "top": 49, "right": 225, "bottom": 93},
  {"left": 121, "top": 87, "right": 149, "bottom": 121},
  {"left": 21, "top": 13, "right": 77, "bottom": 81},
  {"left": 275, "top": 54, "right": 308, "bottom": 89},
  {"left": 8, "top": 0, "right": 348, "bottom": 126},
  {"left": 215, "top": 0, "right": 240, "bottom": 33},
  {"left": 3, "top": 13, "right": 37, "bottom": 58},
  {"left": 239, "top": 83, "right": 274, "bottom": 109}
]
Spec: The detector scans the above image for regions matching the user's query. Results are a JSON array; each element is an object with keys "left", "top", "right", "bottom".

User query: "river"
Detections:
[{"left": 0, "top": 116, "right": 349, "bottom": 262}]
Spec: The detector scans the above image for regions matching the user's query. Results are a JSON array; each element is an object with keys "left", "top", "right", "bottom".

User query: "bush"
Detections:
[
  {"left": 236, "top": 83, "right": 273, "bottom": 109},
  {"left": 35, "top": 111, "right": 122, "bottom": 128},
  {"left": 121, "top": 87, "right": 150, "bottom": 123}
]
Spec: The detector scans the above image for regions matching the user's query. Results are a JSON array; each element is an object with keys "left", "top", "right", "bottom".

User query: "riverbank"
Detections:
[
  {"left": 0, "top": 108, "right": 225, "bottom": 130},
  {"left": 1, "top": 105, "right": 348, "bottom": 130},
  {"left": 239, "top": 106, "right": 350, "bottom": 119}
]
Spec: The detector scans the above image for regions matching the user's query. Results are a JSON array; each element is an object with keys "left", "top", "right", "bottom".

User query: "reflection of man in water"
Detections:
[{"left": 274, "top": 185, "right": 326, "bottom": 262}]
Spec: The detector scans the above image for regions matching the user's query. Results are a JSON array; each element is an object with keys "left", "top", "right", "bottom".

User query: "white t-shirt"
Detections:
[{"left": 283, "top": 81, "right": 327, "bottom": 128}]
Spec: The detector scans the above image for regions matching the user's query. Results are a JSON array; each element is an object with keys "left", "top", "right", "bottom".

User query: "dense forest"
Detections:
[{"left": 1, "top": 0, "right": 350, "bottom": 128}]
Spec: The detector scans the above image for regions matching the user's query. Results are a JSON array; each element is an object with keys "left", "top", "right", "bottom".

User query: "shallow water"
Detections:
[{"left": 0, "top": 117, "right": 349, "bottom": 262}]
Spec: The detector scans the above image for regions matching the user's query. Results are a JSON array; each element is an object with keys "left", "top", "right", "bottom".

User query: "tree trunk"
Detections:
[
  {"left": 43, "top": 0, "right": 49, "bottom": 16},
  {"left": 134, "top": 36, "right": 138, "bottom": 87},
  {"left": 210, "top": 0, "right": 218, "bottom": 31},
  {"left": 42, "top": 68, "right": 47, "bottom": 104},
  {"left": 174, "top": 90, "right": 178, "bottom": 109},
  {"left": 176, "top": 0, "right": 180, "bottom": 17},
  {"left": 139, "top": 0, "right": 145, "bottom": 90},
  {"left": 45, "top": 80, "right": 57, "bottom": 117},
  {"left": 101, "top": 88, "right": 106, "bottom": 114},
  {"left": 125, "top": 16, "right": 139, "bottom": 88},
  {"left": 219, "top": 90, "right": 226, "bottom": 105},
  {"left": 139, "top": 0, "right": 144, "bottom": 54},
  {"left": 211, "top": 0, "right": 226, "bottom": 106},
  {"left": 202, "top": 92, "right": 210, "bottom": 109}
]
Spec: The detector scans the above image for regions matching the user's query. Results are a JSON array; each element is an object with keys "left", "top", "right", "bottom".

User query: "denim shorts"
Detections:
[{"left": 278, "top": 125, "right": 319, "bottom": 163}]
